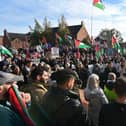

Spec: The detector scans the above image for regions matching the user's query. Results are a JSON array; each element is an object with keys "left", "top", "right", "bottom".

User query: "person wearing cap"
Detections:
[
  {"left": 0, "top": 71, "right": 35, "bottom": 126},
  {"left": 99, "top": 75, "right": 126, "bottom": 126},
  {"left": 40, "top": 69, "right": 87, "bottom": 126}
]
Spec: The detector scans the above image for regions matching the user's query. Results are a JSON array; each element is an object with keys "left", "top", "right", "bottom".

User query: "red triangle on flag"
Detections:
[
  {"left": 95, "top": 44, "right": 100, "bottom": 52},
  {"left": 93, "top": 0, "right": 99, "bottom": 4},
  {"left": 112, "top": 35, "right": 116, "bottom": 46},
  {"left": 74, "top": 39, "right": 80, "bottom": 48}
]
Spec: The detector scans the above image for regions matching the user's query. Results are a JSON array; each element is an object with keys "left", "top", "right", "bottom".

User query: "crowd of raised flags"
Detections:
[
  {"left": 0, "top": 32, "right": 123, "bottom": 61},
  {"left": 0, "top": 0, "right": 124, "bottom": 60}
]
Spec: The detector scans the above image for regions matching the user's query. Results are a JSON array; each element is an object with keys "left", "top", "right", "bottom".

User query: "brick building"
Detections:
[
  {"left": 3, "top": 29, "right": 30, "bottom": 49},
  {"left": 2, "top": 21, "right": 90, "bottom": 49},
  {"left": 0, "top": 36, "right": 3, "bottom": 45}
]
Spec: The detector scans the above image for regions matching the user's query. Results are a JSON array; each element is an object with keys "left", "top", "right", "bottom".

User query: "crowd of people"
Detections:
[{"left": 0, "top": 45, "right": 126, "bottom": 126}]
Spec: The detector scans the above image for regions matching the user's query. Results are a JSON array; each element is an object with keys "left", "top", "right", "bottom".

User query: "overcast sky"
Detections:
[{"left": 0, "top": 0, "right": 126, "bottom": 40}]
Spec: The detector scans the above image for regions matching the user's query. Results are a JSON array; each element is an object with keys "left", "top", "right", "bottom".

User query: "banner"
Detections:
[{"left": 51, "top": 47, "right": 59, "bottom": 58}]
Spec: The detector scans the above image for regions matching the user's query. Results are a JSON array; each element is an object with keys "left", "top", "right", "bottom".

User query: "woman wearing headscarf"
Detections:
[{"left": 84, "top": 74, "right": 108, "bottom": 126}]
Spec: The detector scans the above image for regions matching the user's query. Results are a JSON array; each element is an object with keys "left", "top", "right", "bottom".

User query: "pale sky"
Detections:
[{"left": 0, "top": 0, "right": 126, "bottom": 40}]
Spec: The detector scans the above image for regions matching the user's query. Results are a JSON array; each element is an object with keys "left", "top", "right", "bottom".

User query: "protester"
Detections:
[
  {"left": 118, "top": 57, "right": 126, "bottom": 76},
  {"left": 104, "top": 72, "right": 117, "bottom": 102},
  {"left": 1, "top": 41, "right": 126, "bottom": 126},
  {"left": 103, "top": 60, "right": 117, "bottom": 84},
  {"left": 99, "top": 75, "right": 126, "bottom": 126},
  {"left": 40, "top": 69, "right": 87, "bottom": 126},
  {"left": 0, "top": 71, "right": 35, "bottom": 126},
  {"left": 76, "top": 61, "right": 90, "bottom": 88},
  {"left": 22, "top": 59, "right": 32, "bottom": 85},
  {"left": 84, "top": 74, "right": 108, "bottom": 126},
  {"left": 20, "top": 65, "right": 49, "bottom": 126}
]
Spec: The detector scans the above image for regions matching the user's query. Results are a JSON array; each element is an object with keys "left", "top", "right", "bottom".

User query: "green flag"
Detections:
[
  {"left": 78, "top": 42, "right": 91, "bottom": 49},
  {"left": 0, "top": 45, "right": 13, "bottom": 57}
]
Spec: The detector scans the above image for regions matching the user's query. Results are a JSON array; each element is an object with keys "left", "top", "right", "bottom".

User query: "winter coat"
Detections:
[
  {"left": 0, "top": 102, "right": 26, "bottom": 126},
  {"left": 20, "top": 82, "right": 47, "bottom": 126},
  {"left": 99, "top": 102, "right": 126, "bottom": 126},
  {"left": 85, "top": 87, "right": 109, "bottom": 126},
  {"left": 40, "top": 86, "right": 87, "bottom": 126}
]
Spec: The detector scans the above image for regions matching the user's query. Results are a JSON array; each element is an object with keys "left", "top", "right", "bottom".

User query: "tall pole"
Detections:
[{"left": 90, "top": 4, "right": 93, "bottom": 40}]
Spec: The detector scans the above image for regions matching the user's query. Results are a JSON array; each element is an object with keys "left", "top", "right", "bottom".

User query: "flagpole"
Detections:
[{"left": 90, "top": 3, "right": 94, "bottom": 40}]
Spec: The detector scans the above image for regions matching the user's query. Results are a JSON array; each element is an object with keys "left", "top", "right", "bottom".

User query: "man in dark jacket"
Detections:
[
  {"left": 40, "top": 69, "right": 87, "bottom": 126},
  {"left": 99, "top": 75, "right": 126, "bottom": 126}
]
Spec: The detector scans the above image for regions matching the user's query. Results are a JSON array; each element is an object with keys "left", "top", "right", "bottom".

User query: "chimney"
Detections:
[
  {"left": 81, "top": 21, "right": 84, "bottom": 26},
  {"left": 4, "top": 29, "right": 7, "bottom": 36}
]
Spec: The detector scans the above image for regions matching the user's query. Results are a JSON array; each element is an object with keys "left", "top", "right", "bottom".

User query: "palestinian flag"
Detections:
[
  {"left": 112, "top": 35, "right": 116, "bottom": 47},
  {"left": 93, "top": 0, "right": 105, "bottom": 10},
  {"left": 8, "top": 85, "right": 35, "bottom": 126},
  {"left": 95, "top": 44, "right": 101, "bottom": 59},
  {"left": 111, "top": 35, "right": 122, "bottom": 53},
  {"left": 65, "top": 34, "right": 74, "bottom": 46},
  {"left": 75, "top": 39, "right": 91, "bottom": 49},
  {"left": 55, "top": 33, "right": 63, "bottom": 43},
  {"left": 0, "top": 45, "right": 13, "bottom": 57}
]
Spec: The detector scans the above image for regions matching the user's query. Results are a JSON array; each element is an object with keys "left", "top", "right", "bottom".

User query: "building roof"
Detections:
[
  {"left": 52, "top": 24, "right": 82, "bottom": 38},
  {"left": 7, "top": 32, "right": 27, "bottom": 41},
  {"left": 68, "top": 25, "right": 82, "bottom": 38},
  {"left": 3, "top": 21, "right": 90, "bottom": 44}
]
